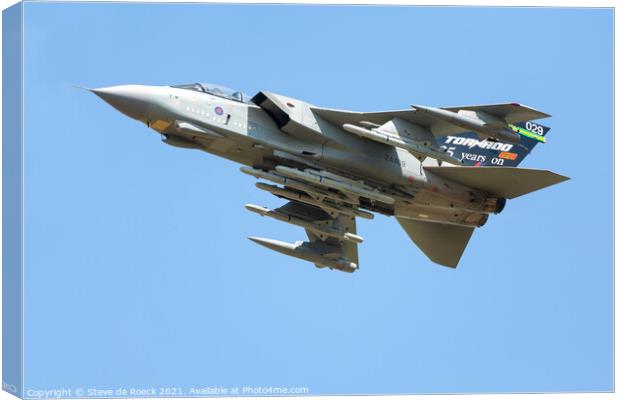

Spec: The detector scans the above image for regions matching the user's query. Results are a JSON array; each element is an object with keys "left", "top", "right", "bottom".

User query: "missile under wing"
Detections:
[{"left": 248, "top": 201, "right": 360, "bottom": 272}]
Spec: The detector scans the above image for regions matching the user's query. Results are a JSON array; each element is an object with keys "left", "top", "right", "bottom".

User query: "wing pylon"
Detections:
[{"left": 241, "top": 166, "right": 381, "bottom": 272}]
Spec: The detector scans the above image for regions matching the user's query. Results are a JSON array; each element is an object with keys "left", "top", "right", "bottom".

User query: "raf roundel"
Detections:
[{"left": 215, "top": 106, "right": 224, "bottom": 116}]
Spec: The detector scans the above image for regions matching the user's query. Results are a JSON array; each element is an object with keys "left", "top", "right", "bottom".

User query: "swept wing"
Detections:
[{"left": 312, "top": 102, "right": 550, "bottom": 138}]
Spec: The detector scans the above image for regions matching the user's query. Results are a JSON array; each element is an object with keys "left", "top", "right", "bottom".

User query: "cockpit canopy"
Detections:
[{"left": 172, "top": 82, "right": 250, "bottom": 103}]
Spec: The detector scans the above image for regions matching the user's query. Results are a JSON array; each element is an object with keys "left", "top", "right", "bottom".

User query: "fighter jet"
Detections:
[{"left": 91, "top": 82, "right": 568, "bottom": 272}]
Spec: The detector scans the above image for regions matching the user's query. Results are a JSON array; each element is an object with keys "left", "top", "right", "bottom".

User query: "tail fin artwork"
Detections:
[{"left": 436, "top": 121, "right": 550, "bottom": 167}]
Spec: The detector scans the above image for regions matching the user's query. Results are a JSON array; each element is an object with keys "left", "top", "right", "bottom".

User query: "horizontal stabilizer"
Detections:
[
  {"left": 424, "top": 166, "right": 569, "bottom": 199},
  {"left": 397, "top": 218, "right": 474, "bottom": 268}
]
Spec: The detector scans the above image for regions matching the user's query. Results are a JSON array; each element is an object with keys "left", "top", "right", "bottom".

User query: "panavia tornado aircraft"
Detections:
[{"left": 91, "top": 82, "right": 568, "bottom": 272}]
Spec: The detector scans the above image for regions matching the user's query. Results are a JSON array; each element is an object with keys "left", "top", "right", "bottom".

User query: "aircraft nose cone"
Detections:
[{"left": 91, "top": 85, "right": 150, "bottom": 120}]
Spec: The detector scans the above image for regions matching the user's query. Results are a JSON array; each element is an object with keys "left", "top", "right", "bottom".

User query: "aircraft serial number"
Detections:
[{"left": 384, "top": 153, "right": 406, "bottom": 167}]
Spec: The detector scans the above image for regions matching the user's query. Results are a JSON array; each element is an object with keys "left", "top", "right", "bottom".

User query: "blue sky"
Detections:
[{"left": 21, "top": 3, "right": 612, "bottom": 395}]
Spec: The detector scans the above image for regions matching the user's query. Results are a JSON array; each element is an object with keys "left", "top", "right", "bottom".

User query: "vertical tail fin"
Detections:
[{"left": 437, "top": 121, "right": 550, "bottom": 167}]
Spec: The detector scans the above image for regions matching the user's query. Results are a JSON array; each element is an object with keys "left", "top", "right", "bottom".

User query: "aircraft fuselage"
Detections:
[{"left": 97, "top": 85, "right": 491, "bottom": 226}]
